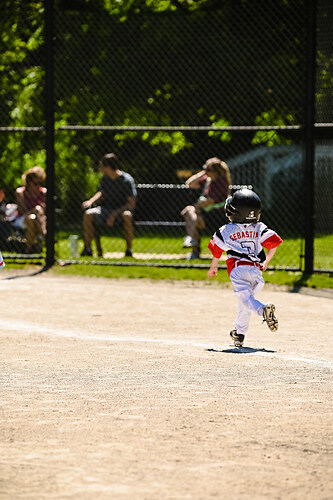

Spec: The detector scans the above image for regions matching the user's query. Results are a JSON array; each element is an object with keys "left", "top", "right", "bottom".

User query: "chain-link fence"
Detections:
[{"left": 0, "top": 0, "right": 332, "bottom": 272}]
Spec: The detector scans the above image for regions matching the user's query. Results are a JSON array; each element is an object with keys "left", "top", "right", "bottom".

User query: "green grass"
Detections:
[
  {"left": 3, "top": 262, "right": 332, "bottom": 289},
  {"left": 52, "top": 230, "right": 333, "bottom": 289},
  {"left": 55, "top": 231, "right": 333, "bottom": 270},
  {"left": 314, "top": 233, "right": 333, "bottom": 270},
  {"left": 3, "top": 232, "right": 332, "bottom": 290}
]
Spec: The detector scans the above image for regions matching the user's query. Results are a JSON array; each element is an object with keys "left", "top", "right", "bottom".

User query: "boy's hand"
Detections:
[
  {"left": 262, "top": 248, "right": 277, "bottom": 272},
  {"left": 207, "top": 266, "right": 218, "bottom": 278}
]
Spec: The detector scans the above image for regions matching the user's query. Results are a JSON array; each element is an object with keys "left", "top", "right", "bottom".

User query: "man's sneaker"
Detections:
[
  {"left": 262, "top": 303, "right": 278, "bottom": 332},
  {"left": 125, "top": 249, "right": 133, "bottom": 257},
  {"left": 183, "top": 235, "right": 197, "bottom": 248},
  {"left": 230, "top": 329, "right": 245, "bottom": 347},
  {"left": 81, "top": 247, "right": 93, "bottom": 257}
]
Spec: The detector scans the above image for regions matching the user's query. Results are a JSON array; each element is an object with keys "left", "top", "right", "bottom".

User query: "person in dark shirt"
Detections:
[{"left": 81, "top": 153, "right": 137, "bottom": 257}]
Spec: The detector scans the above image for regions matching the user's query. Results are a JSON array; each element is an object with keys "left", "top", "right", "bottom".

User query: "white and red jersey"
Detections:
[
  {"left": 208, "top": 221, "right": 283, "bottom": 275},
  {"left": 0, "top": 250, "right": 5, "bottom": 270}
]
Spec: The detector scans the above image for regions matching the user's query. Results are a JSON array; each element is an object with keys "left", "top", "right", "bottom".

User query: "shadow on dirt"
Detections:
[
  {"left": 2, "top": 266, "right": 50, "bottom": 281},
  {"left": 207, "top": 347, "right": 276, "bottom": 354}
]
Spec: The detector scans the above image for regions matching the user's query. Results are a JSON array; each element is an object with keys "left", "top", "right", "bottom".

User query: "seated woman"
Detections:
[
  {"left": 181, "top": 157, "right": 231, "bottom": 259},
  {"left": 13, "top": 166, "right": 47, "bottom": 253}
]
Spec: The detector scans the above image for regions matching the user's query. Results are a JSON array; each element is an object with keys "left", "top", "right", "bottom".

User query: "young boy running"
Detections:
[{"left": 207, "top": 188, "right": 283, "bottom": 347}]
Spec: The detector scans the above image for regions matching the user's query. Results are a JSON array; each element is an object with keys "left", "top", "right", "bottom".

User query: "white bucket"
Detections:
[{"left": 68, "top": 235, "right": 79, "bottom": 258}]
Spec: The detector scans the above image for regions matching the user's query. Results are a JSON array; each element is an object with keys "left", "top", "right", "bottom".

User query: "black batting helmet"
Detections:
[{"left": 225, "top": 188, "right": 262, "bottom": 223}]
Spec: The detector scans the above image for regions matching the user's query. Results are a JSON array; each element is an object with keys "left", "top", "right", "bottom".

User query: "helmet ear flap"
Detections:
[
  {"left": 224, "top": 196, "right": 232, "bottom": 212},
  {"left": 224, "top": 196, "right": 235, "bottom": 220}
]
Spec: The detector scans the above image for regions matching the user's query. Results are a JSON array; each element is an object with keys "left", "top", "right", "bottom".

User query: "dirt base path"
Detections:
[{"left": 0, "top": 270, "right": 332, "bottom": 499}]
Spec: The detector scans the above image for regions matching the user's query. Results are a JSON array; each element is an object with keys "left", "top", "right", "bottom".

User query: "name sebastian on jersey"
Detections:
[{"left": 229, "top": 230, "right": 258, "bottom": 241}]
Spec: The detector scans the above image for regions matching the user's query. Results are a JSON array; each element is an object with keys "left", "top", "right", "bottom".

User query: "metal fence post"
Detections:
[
  {"left": 304, "top": 0, "right": 317, "bottom": 274},
  {"left": 44, "top": 0, "right": 55, "bottom": 268}
]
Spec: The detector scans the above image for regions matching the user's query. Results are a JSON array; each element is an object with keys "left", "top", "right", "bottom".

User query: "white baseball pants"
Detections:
[{"left": 229, "top": 265, "right": 265, "bottom": 335}]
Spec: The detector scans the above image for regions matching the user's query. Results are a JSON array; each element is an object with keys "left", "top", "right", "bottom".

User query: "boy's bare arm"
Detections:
[
  {"left": 207, "top": 256, "right": 220, "bottom": 278},
  {"left": 262, "top": 247, "right": 277, "bottom": 271}
]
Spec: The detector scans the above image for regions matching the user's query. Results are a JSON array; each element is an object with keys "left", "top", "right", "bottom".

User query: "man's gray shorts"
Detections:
[
  {"left": 86, "top": 206, "right": 113, "bottom": 227},
  {"left": 86, "top": 206, "right": 131, "bottom": 227}
]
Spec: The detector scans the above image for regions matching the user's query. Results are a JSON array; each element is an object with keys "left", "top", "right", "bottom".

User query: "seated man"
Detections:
[
  {"left": 181, "top": 157, "right": 231, "bottom": 259},
  {"left": 81, "top": 153, "right": 137, "bottom": 257}
]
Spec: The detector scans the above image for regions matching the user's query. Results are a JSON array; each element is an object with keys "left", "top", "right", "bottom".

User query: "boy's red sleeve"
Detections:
[
  {"left": 208, "top": 239, "right": 223, "bottom": 258},
  {"left": 261, "top": 234, "right": 283, "bottom": 250}
]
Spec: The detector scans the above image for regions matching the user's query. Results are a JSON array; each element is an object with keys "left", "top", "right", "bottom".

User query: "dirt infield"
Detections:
[{"left": 0, "top": 269, "right": 332, "bottom": 499}]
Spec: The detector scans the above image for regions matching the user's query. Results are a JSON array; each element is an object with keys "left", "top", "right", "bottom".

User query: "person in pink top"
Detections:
[
  {"left": 181, "top": 157, "right": 231, "bottom": 259},
  {"left": 14, "top": 166, "right": 47, "bottom": 253}
]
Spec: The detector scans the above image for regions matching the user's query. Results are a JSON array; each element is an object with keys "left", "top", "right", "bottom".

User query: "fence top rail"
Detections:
[
  {"left": 57, "top": 125, "right": 303, "bottom": 132},
  {"left": 0, "top": 127, "right": 44, "bottom": 132},
  {"left": 1, "top": 124, "right": 331, "bottom": 132}
]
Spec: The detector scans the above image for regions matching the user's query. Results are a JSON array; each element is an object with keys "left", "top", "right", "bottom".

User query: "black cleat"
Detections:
[
  {"left": 262, "top": 303, "right": 278, "bottom": 332},
  {"left": 230, "top": 329, "right": 245, "bottom": 347}
]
